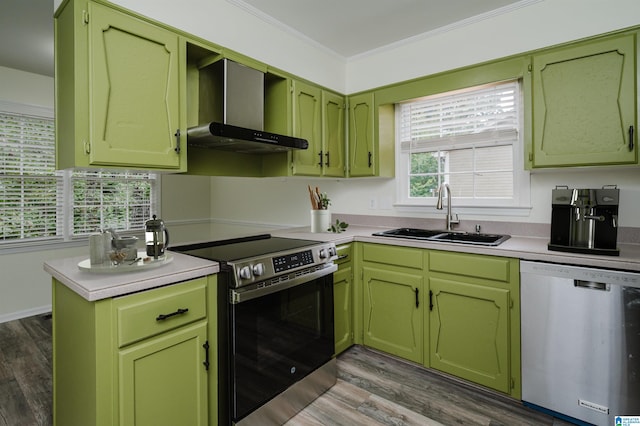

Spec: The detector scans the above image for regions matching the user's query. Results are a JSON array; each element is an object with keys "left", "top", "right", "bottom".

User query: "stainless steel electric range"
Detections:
[{"left": 171, "top": 234, "right": 337, "bottom": 425}]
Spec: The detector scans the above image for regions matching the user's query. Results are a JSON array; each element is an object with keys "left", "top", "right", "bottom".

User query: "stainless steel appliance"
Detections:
[
  {"left": 548, "top": 185, "right": 620, "bottom": 256},
  {"left": 521, "top": 261, "right": 640, "bottom": 425},
  {"left": 187, "top": 59, "right": 309, "bottom": 153},
  {"left": 171, "top": 235, "right": 337, "bottom": 425}
]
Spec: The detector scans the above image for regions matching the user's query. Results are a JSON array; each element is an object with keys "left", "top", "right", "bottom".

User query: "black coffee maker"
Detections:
[{"left": 548, "top": 185, "right": 620, "bottom": 256}]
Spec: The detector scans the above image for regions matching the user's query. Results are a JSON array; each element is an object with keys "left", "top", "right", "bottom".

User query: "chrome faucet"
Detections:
[{"left": 436, "top": 183, "right": 459, "bottom": 231}]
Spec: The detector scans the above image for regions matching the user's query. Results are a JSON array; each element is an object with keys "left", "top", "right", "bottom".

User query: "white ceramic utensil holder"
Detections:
[{"left": 310, "top": 209, "right": 331, "bottom": 233}]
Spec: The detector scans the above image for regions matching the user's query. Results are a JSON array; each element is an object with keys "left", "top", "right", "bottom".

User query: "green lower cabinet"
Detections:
[
  {"left": 362, "top": 266, "right": 423, "bottom": 363},
  {"left": 427, "top": 250, "right": 521, "bottom": 397},
  {"left": 334, "top": 244, "right": 354, "bottom": 355},
  {"left": 119, "top": 321, "right": 208, "bottom": 426},
  {"left": 428, "top": 278, "right": 511, "bottom": 393},
  {"left": 333, "top": 266, "right": 353, "bottom": 355},
  {"left": 52, "top": 275, "right": 217, "bottom": 426}
]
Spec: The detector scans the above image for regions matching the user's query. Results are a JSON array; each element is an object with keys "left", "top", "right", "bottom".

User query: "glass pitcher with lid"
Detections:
[{"left": 145, "top": 215, "right": 169, "bottom": 258}]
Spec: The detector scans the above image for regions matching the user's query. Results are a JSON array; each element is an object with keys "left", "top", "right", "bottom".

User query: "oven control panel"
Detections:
[
  {"left": 273, "top": 250, "right": 314, "bottom": 273},
  {"left": 230, "top": 242, "right": 337, "bottom": 288}
]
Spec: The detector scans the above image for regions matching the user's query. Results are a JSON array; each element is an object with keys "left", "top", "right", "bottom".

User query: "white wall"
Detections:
[
  {"left": 0, "top": 66, "right": 53, "bottom": 107},
  {"left": 0, "top": 66, "right": 67, "bottom": 322}
]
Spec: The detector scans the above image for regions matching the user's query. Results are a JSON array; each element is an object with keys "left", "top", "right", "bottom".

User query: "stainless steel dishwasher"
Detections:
[{"left": 520, "top": 260, "right": 640, "bottom": 426}]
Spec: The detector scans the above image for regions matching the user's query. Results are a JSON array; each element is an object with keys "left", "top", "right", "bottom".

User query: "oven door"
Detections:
[{"left": 229, "top": 272, "right": 334, "bottom": 423}]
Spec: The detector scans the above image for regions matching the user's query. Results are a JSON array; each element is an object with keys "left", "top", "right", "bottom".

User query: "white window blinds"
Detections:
[
  {"left": 399, "top": 80, "right": 519, "bottom": 153},
  {"left": 70, "top": 170, "right": 155, "bottom": 235},
  {"left": 0, "top": 112, "right": 59, "bottom": 240}
]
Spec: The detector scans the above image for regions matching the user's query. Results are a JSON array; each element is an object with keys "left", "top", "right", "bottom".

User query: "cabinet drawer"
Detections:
[
  {"left": 362, "top": 243, "right": 423, "bottom": 270},
  {"left": 116, "top": 278, "right": 207, "bottom": 347},
  {"left": 429, "top": 251, "right": 512, "bottom": 283}
]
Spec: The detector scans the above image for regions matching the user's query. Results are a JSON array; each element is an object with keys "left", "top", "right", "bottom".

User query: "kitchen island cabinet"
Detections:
[
  {"left": 52, "top": 276, "right": 216, "bottom": 426},
  {"left": 529, "top": 32, "right": 637, "bottom": 168},
  {"left": 55, "top": 0, "right": 186, "bottom": 171},
  {"left": 44, "top": 252, "right": 218, "bottom": 426}
]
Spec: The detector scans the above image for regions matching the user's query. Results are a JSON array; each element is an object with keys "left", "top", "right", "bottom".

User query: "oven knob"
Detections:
[
  {"left": 319, "top": 247, "right": 335, "bottom": 259},
  {"left": 239, "top": 266, "right": 252, "bottom": 280},
  {"left": 252, "top": 263, "right": 265, "bottom": 277}
]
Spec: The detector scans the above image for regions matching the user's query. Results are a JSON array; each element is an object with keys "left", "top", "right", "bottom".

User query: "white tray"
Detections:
[{"left": 78, "top": 252, "right": 173, "bottom": 273}]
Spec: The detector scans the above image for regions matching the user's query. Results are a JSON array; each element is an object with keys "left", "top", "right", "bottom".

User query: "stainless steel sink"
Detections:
[{"left": 372, "top": 228, "right": 510, "bottom": 246}]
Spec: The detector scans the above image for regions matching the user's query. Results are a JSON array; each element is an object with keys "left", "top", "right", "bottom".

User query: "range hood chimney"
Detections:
[{"left": 187, "top": 59, "right": 308, "bottom": 154}]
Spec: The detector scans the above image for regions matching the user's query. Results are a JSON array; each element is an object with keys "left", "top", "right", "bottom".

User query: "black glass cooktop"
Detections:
[{"left": 170, "top": 234, "right": 320, "bottom": 262}]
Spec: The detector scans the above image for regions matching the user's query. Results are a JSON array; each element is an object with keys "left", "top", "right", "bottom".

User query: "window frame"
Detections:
[
  {"left": 0, "top": 100, "right": 160, "bottom": 253},
  {"left": 394, "top": 79, "right": 531, "bottom": 216}
]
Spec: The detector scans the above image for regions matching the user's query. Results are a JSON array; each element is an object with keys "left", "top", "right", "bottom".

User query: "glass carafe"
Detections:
[{"left": 145, "top": 215, "right": 169, "bottom": 258}]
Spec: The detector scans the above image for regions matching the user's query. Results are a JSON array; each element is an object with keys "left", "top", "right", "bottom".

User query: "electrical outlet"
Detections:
[{"left": 368, "top": 198, "right": 377, "bottom": 209}]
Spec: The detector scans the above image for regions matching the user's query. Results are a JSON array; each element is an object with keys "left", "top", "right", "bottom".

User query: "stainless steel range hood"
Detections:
[{"left": 187, "top": 59, "right": 308, "bottom": 154}]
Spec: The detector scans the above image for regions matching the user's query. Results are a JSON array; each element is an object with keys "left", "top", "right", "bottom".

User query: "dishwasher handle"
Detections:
[{"left": 574, "top": 280, "right": 609, "bottom": 291}]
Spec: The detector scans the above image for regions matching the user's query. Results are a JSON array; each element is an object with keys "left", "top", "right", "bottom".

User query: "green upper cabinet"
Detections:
[
  {"left": 530, "top": 32, "right": 637, "bottom": 168},
  {"left": 55, "top": 0, "right": 186, "bottom": 171},
  {"left": 291, "top": 80, "right": 346, "bottom": 177},
  {"left": 322, "top": 91, "right": 346, "bottom": 177},
  {"left": 348, "top": 92, "right": 394, "bottom": 177},
  {"left": 348, "top": 92, "right": 375, "bottom": 176},
  {"left": 291, "top": 80, "right": 322, "bottom": 175}
]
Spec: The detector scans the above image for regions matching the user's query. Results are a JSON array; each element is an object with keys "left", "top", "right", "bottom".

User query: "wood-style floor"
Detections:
[
  {"left": 0, "top": 314, "right": 52, "bottom": 426},
  {"left": 0, "top": 314, "right": 573, "bottom": 426}
]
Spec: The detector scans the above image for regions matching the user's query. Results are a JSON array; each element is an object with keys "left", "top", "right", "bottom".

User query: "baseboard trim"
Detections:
[{"left": 0, "top": 305, "right": 52, "bottom": 324}]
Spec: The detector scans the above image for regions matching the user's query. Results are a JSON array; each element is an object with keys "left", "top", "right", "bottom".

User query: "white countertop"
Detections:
[
  {"left": 44, "top": 251, "right": 218, "bottom": 301},
  {"left": 273, "top": 226, "right": 640, "bottom": 272},
  {"left": 45, "top": 225, "right": 640, "bottom": 302}
]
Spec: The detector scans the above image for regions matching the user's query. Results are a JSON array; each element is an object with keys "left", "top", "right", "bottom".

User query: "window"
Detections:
[
  {"left": 0, "top": 105, "right": 158, "bottom": 246},
  {"left": 396, "top": 80, "right": 529, "bottom": 213}
]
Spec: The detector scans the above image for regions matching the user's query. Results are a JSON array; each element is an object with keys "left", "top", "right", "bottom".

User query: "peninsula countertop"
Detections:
[{"left": 44, "top": 251, "right": 219, "bottom": 301}]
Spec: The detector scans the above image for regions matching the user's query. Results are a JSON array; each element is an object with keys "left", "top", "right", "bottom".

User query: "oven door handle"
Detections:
[{"left": 230, "top": 263, "right": 337, "bottom": 304}]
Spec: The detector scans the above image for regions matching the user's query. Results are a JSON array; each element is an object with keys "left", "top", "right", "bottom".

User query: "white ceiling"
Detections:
[
  {"left": 0, "top": 0, "right": 528, "bottom": 78},
  {"left": 0, "top": 0, "right": 54, "bottom": 76},
  {"left": 231, "top": 0, "right": 527, "bottom": 57}
]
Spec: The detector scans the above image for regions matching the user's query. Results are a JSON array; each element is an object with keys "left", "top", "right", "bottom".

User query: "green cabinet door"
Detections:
[
  {"left": 292, "top": 80, "right": 322, "bottom": 175},
  {"left": 363, "top": 266, "right": 423, "bottom": 363},
  {"left": 333, "top": 266, "right": 353, "bottom": 355},
  {"left": 348, "top": 92, "right": 376, "bottom": 176},
  {"left": 119, "top": 321, "right": 209, "bottom": 426},
  {"left": 531, "top": 33, "right": 637, "bottom": 167},
  {"left": 322, "top": 91, "right": 346, "bottom": 177},
  {"left": 429, "top": 278, "right": 511, "bottom": 393},
  {"left": 88, "top": 2, "right": 182, "bottom": 169}
]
